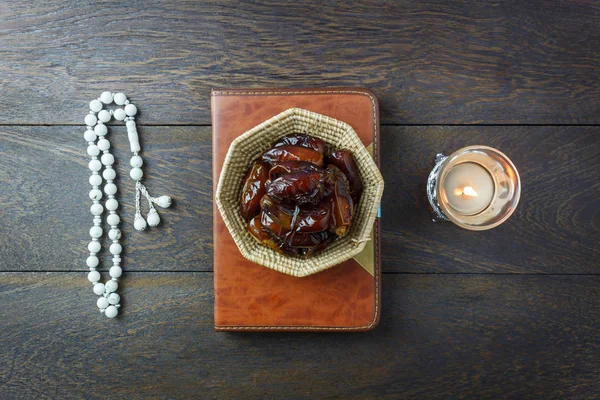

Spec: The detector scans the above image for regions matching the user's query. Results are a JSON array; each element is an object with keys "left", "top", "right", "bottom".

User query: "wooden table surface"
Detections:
[{"left": 1, "top": 1, "right": 599, "bottom": 399}]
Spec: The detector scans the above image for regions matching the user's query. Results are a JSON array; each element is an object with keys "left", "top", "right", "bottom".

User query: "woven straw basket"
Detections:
[{"left": 215, "top": 108, "right": 384, "bottom": 277}]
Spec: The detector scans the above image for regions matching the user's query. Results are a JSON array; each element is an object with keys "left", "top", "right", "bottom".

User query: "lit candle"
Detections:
[
  {"left": 442, "top": 162, "right": 494, "bottom": 215},
  {"left": 427, "top": 146, "right": 520, "bottom": 230}
]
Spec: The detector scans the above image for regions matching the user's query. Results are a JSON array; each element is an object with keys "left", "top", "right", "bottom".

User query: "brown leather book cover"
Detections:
[{"left": 211, "top": 88, "right": 381, "bottom": 332}]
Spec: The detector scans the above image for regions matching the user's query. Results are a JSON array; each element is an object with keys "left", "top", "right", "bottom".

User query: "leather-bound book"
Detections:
[{"left": 212, "top": 88, "right": 381, "bottom": 332}]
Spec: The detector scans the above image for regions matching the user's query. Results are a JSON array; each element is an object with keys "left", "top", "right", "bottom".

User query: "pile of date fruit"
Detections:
[{"left": 240, "top": 133, "right": 363, "bottom": 258}]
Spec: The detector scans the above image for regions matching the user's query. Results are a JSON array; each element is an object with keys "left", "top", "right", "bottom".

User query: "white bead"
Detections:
[
  {"left": 134, "top": 215, "right": 147, "bottom": 231},
  {"left": 107, "top": 214, "right": 120, "bottom": 226},
  {"left": 97, "top": 138, "right": 110, "bottom": 151},
  {"left": 94, "top": 123, "right": 108, "bottom": 136},
  {"left": 104, "top": 183, "right": 117, "bottom": 195},
  {"left": 98, "top": 109, "right": 111, "bottom": 123},
  {"left": 105, "top": 305, "right": 118, "bottom": 318},
  {"left": 85, "top": 114, "right": 97, "bottom": 126},
  {"left": 130, "top": 167, "right": 143, "bottom": 181},
  {"left": 130, "top": 155, "right": 143, "bottom": 168},
  {"left": 87, "top": 144, "right": 100, "bottom": 156},
  {"left": 89, "top": 174, "right": 102, "bottom": 186},
  {"left": 108, "top": 293, "right": 120, "bottom": 305},
  {"left": 109, "top": 266, "right": 122, "bottom": 278},
  {"left": 125, "top": 104, "right": 137, "bottom": 116},
  {"left": 106, "top": 198, "right": 118, "bottom": 211},
  {"left": 86, "top": 255, "right": 99, "bottom": 268},
  {"left": 88, "top": 241, "right": 101, "bottom": 253},
  {"left": 147, "top": 209, "right": 160, "bottom": 227},
  {"left": 90, "top": 203, "right": 104, "bottom": 215},
  {"left": 89, "top": 189, "right": 102, "bottom": 201},
  {"left": 114, "top": 93, "right": 127, "bottom": 105},
  {"left": 109, "top": 243, "right": 122, "bottom": 255},
  {"left": 93, "top": 282, "right": 105, "bottom": 295},
  {"left": 103, "top": 168, "right": 116, "bottom": 181},
  {"left": 108, "top": 228, "right": 121, "bottom": 240},
  {"left": 101, "top": 153, "right": 115, "bottom": 166},
  {"left": 84, "top": 129, "right": 97, "bottom": 142},
  {"left": 89, "top": 99, "right": 103, "bottom": 112},
  {"left": 105, "top": 280, "right": 118, "bottom": 293},
  {"left": 87, "top": 270, "right": 101, "bottom": 283},
  {"left": 97, "top": 297, "right": 109, "bottom": 309},
  {"left": 100, "top": 91, "right": 114, "bottom": 104},
  {"left": 155, "top": 195, "right": 172, "bottom": 208},
  {"left": 88, "top": 159, "right": 102, "bottom": 172},
  {"left": 89, "top": 226, "right": 103, "bottom": 238},
  {"left": 113, "top": 108, "right": 126, "bottom": 121}
]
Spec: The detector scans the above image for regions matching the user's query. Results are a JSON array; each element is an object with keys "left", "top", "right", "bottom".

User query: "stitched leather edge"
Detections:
[{"left": 213, "top": 88, "right": 381, "bottom": 332}]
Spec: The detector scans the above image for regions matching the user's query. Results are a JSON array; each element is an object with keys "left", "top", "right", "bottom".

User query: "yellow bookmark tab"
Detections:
[{"left": 352, "top": 143, "right": 376, "bottom": 277}]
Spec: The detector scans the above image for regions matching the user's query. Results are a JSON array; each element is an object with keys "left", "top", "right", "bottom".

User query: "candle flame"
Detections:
[{"left": 454, "top": 186, "right": 478, "bottom": 197}]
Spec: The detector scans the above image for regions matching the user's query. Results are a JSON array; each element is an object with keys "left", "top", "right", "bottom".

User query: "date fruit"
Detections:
[
  {"left": 241, "top": 134, "right": 362, "bottom": 258},
  {"left": 327, "top": 150, "right": 363, "bottom": 202},
  {"left": 298, "top": 234, "right": 337, "bottom": 258},
  {"left": 260, "top": 195, "right": 331, "bottom": 234},
  {"left": 247, "top": 215, "right": 285, "bottom": 255},
  {"left": 262, "top": 145, "right": 324, "bottom": 167},
  {"left": 326, "top": 165, "right": 354, "bottom": 236},
  {"left": 266, "top": 170, "right": 326, "bottom": 205},
  {"left": 283, "top": 230, "right": 332, "bottom": 248},
  {"left": 268, "top": 161, "right": 321, "bottom": 181},
  {"left": 239, "top": 162, "right": 269, "bottom": 221},
  {"left": 273, "top": 133, "right": 326, "bottom": 154}
]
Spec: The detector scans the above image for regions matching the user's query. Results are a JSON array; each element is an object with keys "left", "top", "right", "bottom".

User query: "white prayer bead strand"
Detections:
[
  {"left": 83, "top": 93, "right": 171, "bottom": 318},
  {"left": 85, "top": 94, "right": 121, "bottom": 317}
]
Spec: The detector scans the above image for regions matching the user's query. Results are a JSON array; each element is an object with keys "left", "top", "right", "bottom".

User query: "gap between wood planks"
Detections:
[
  {"left": 2, "top": 123, "right": 600, "bottom": 127},
  {"left": 3, "top": 270, "right": 600, "bottom": 275}
]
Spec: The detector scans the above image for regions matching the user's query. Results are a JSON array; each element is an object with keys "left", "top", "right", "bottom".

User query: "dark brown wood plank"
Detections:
[
  {"left": 1, "top": 126, "right": 598, "bottom": 273},
  {"left": 2, "top": 0, "right": 600, "bottom": 124},
  {"left": 381, "top": 126, "right": 600, "bottom": 273},
  {"left": 0, "top": 126, "right": 213, "bottom": 272},
  {"left": 0, "top": 273, "right": 599, "bottom": 399}
]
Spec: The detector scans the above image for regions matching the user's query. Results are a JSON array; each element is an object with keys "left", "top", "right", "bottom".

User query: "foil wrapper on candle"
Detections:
[
  {"left": 426, "top": 153, "right": 450, "bottom": 222},
  {"left": 426, "top": 146, "right": 521, "bottom": 230}
]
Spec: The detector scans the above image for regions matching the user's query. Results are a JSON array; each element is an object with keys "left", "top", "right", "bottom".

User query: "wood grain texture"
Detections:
[
  {"left": 0, "top": 126, "right": 213, "bottom": 272},
  {"left": 381, "top": 126, "right": 600, "bottom": 273},
  {"left": 1, "top": 272, "right": 599, "bottom": 400},
  {"left": 2, "top": 0, "right": 600, "bottom": 124},
  {"left": 1, "top": 126, "right": 597, "bottom": 273},
  {"left": 2, "top": 1, "right": 599, "bottom": 397}
]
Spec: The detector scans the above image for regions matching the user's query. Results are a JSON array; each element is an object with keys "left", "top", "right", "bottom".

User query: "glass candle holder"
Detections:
[{"left": 427, "top": 145, "right": 521, "bottom": 230}]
